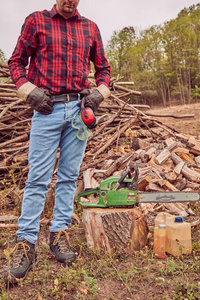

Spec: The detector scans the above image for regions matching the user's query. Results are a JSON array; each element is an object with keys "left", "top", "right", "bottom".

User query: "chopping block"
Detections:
[{"left": 82, "top": 206, "right": 149, "bottom": 254}]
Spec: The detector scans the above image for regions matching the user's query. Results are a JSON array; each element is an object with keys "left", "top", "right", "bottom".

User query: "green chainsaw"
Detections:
[{"left": 77, "top": 166, "right": 200, "bottom": 208}]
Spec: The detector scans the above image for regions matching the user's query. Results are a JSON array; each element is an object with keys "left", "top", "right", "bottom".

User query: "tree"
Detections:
[
  {"left": 162, "top": 4, "right": 200, "bottom": 104},
  {"left": 134, "top": 25, "right": 171, "bottom": 106},
  {"left": 106, "top": 26, "right": 136, "bottom": 79},
  {"left": 0, "top": 49, "right": 6, "bottom": 62}
]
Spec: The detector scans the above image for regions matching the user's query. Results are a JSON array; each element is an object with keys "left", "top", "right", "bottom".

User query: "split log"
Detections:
[
  {"left": 138, "top": 174, "right": 152, "bottom": 191},
  {"left": 104, "top": 153, "right": 134, "bottom": 177},
  {"left": 83, "top": 168, "right": 99, "bottom": 189},
  {"left": 144, "top": 147, "right": 157, "bottom": 160},
  {"left": 174, "top": 161, "right": 185, "bottom": 174},
  {"left": 173, "top": 147, "right": 189, "bottom": 154},
  {"left": 158, "top": 179, "right": 179, "bottom": 191},
  {"left": 163, "top": 171, "right": 177, "bottom": 182},
  {"left": 194, "top": 155, "right": 200, "bottom": 166},
  {"left": 132, "top": 137, "right": 151, "bottom": 150},
  {"left": 188, "top": 136, "right": 200, "bottom": 152},
  {"left": 175, "top": 178, "right": 187, "bottom": 190},
  {"left": 145, "top": 182, "right": 165, "bottom": 192},
  {"left": 82, "top": 207, "right": 149, "bottom": 254},
  {"left": 148, "top": 154, "right": 166, "bottom": 173},
  {"left": 171, "top": 152, "right": 200, "bottom": 182},
  {"left": 177, "top": 152, "right": 195, "bottom": 164},
  {"left": 155, "top": 149, "right": 171, "bottom": 165},
  {"left": 186, "top": 136, "right": 200, "bottom": 155},
  {"left": 165, "top": 137, "right": 176, "bottom": 147},
  {"left": 162, "top": 203, "right": 189, "bottom": 217}
]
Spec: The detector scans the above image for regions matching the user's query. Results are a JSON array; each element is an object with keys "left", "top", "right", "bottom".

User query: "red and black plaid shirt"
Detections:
[{"left": 8, "top": 5, "right": 110, "bottom": 94}]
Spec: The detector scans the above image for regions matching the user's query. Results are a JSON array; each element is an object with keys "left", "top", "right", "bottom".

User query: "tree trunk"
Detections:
[{"left": 82, "top": 207, "right": 149, "bottom": 254}]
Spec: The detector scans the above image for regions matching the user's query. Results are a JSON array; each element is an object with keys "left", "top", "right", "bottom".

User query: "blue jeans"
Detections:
[{"left": 16, "top": 100, "right": 87, "bottom": 244}]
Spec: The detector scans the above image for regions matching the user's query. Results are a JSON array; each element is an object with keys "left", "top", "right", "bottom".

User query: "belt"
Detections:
[{"left": 51, "top": 93, "right": 82, "bottom": 103}]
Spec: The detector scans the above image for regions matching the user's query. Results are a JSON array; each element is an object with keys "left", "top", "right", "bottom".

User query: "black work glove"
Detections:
[
  {"left": 27, "top": 87, "right": 54, "bottom": 115},
  {"left": 79, "top": 89, "right": 103, "bottom": 112}
]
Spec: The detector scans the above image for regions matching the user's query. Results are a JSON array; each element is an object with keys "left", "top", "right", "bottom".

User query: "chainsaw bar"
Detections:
[{"left": 137, "top": 191, "right": 200, "bottom": 203}]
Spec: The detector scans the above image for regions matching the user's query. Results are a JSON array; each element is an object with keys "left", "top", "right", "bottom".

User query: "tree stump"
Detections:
[{"left": 82, "top": 206, "right": 149, "bottom": 254}]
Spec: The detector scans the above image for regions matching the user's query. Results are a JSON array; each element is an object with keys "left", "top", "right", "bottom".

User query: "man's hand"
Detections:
[
  {"left": 79, "top": 84, "right": 111, "bottom": 112},
  {"left": 17, "top": 82, "right": 53, "bottom": 115},
  {"left": 79, "top": 89, "right": 103, "bottom": 112},
  {"left": 27, "top": 87, "right": 54, "bottom": 115}
]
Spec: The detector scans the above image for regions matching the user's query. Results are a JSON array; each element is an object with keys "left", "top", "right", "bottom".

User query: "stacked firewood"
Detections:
[{"left": 1, "top": 62, "right": 200, "bottom": 221}]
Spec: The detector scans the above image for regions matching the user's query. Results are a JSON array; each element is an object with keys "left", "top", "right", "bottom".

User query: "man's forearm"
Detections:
[
  {"left": 94, "top": 65, "right": 111, "bottom": 89},
  {"left": 8, "top": 59, "right": 28, "bottom": 89}
]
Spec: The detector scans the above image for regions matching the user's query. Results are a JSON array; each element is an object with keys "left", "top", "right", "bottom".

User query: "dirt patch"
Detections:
[{"left": 147, "top": 102, "right": 200, "bottom": 136}]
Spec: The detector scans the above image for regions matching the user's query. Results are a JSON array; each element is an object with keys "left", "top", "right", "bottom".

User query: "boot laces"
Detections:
[
  {"left": 10, "top": 242, "right": 31, "bottom": 269},
  {"left": 53, "top": 231, "right": 70, "bottom": 253}
]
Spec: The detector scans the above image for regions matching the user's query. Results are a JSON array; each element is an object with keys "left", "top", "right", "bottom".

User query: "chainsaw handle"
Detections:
[
  {"left": 118, "top": 169, "right": 132, "bottom": 183},
  {"left": 112, "top": 169, "right": 131, "bottom": 190},
  {"left": 77, "top": 188, "right": 100, "bottom": 206},
  {"left": 129, "top": 165, "right": 139, "bottom": 190},
  {"left": 132, "top": 165, "right": 138, "bottom": 183}
]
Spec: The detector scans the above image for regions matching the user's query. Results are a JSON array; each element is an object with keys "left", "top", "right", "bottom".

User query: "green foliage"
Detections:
[
  {"left": 0, "top": 49, "right": 6, "bottom": 62},
  {"left": 173, "top": 281, "right": 200, "bottom": 299},
  {"left": 106, "top": 26, "right": 136, "bottom": 79},
  {"left": 191, "top": 86, "right": 200, "bottom": 99},
  {"left": 106, "top": 4, "right": 200, "bottom": 106}
]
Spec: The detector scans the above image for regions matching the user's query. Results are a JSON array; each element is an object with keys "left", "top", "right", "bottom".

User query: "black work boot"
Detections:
[
  {"left": 3, "top": 238, "right": 36, "bottom": 285},
  {"left": 49, "top": 230, "right": 76, "bottom": 265}
]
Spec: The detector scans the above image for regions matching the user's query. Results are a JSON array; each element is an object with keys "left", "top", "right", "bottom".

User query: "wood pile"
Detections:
[
  {"left": 0, "top": 62, "right": 32, "bottom": 192},
  {"left": 1, "top": 61, "right": 200, "bottom": 220}
]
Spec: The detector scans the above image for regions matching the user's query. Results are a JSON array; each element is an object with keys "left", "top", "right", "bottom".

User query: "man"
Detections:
[{"left": 4, "top": 0, "right": 110, "bottom": 285}]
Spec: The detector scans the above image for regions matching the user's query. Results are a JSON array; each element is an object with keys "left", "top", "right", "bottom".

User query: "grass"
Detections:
[
  {"left": 1, "top": 245, "right": 200, "bottom": 299},
  {"left": 1, "top": 228, "right": 199, "bottom": 300}
]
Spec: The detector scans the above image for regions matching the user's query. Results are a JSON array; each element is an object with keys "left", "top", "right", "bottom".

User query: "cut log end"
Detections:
[{"left": 82, "top": 206, "right": 149, "bottom": 254}]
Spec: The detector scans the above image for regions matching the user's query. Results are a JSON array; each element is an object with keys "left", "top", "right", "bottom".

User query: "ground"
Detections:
[
  {"left": 0, "top": 103, "right": 200, "bottom": 300},
  {"left": 147, "top": 102, "right": 200, "bottom": 136}
]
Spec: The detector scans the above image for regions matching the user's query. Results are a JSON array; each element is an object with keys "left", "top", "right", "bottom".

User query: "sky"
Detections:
[{"left": 0, "top": 0, "right": 199, "bottom": 60}]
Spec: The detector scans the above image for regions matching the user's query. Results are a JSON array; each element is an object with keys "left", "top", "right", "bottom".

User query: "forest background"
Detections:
[{"left": 105, "top": 4, "right": 200, "bottom": 107}]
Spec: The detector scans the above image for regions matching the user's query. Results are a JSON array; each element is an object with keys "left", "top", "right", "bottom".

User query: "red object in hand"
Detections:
[
  {"left": 81, "top": 107, "right": 98, "bottom": 129},
  {"left": 81, "top": 108, "right": 94, "bottom": 125}
]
